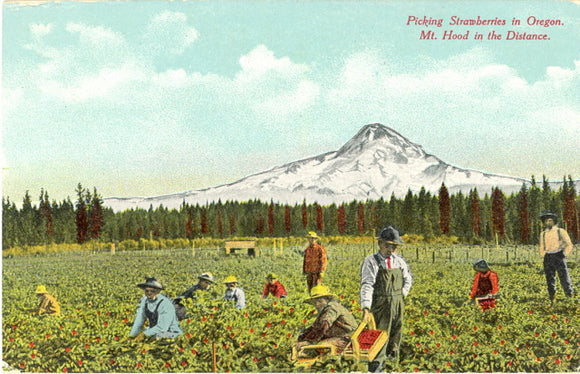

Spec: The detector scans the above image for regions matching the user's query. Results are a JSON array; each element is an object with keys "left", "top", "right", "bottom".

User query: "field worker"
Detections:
[
  {"left": 173, "top": 272, "right": 216, "bottom": 320},
  {"left": 178, "top": 272, "right": 216, "bottom": 300},
  {"left": 295, "top": 285, "right": 357, "bottom": 355},
  {"left": 34, "top": 285, "right": 60, "bottom": 316},
  {"left": 360, "top": 226, "right": 412, "bottom": 372},
  {"left": 469, "top": 259, "right": 499, "bottom": 311},
  {"left": 129, "top": 277, "right": 183, "bottom": 339},
  {"left": 223, "top": 275, "right": 246, "bottom": 309},
  {"left": 539, "top": 210, "right": 574, "bottom": 303},
  {"left": 261, "top": 273, "right": 288, "bottom": 299},
  {"left": 303, "top": 231, "right": 328, "bottom": 292}
]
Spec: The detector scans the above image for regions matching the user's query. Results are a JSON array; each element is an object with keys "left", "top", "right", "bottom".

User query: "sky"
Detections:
[{"left": 2, "top": 0, "right": 579, "bottom": 205}]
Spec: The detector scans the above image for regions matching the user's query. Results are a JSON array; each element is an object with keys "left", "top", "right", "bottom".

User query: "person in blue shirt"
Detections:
[
  {"left": 129, "top": 277, "right": 183, "bottom": 339},
  {"left": 223, "top": 275, "right": 246, "bottom": 309}
]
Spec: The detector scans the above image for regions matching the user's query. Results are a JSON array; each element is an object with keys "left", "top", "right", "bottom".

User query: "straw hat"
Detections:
[
  {"left": 137, "top": 277, "right": 164, "bottom": 290},
  {"left": 306, "top": 231, "right": 319, "bottom": 239},
  {"left": 198, "top": 272, "right": 215, "bottom": 284},
  {"left": 35, "top": 285, "right": 48, "bottom": 294},
  {"left": 304, "top": 285, "right": 337, "bottom": 304},
  {"left": 266, "top": 273, "right": 277, "bottom": 280},
  {"left": 223, "top": 275, "right": 238, "bottom": 284}
]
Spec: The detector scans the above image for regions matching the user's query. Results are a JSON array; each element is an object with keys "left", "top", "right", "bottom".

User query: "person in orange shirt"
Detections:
[
  {"left": 303, "top": 231, "right": 327, "bottom": 292},
  {"left": 539, "top": 210, "right": 574, "bottom": 303},
  {"left": 469, "top": 259, "right": 499, "bottom": 311}
]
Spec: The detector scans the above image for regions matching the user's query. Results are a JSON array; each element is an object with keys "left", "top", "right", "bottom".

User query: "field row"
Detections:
[{"left": 2, "top": 244, "right": 579, "bottom": 372}]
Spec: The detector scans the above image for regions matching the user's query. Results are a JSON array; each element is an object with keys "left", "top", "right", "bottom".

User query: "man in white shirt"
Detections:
[
  {"left": 539, "top": 210, "right": 574, "bottom": 303},
  {"left": 360, "top": 226, "right": 412, "bottom": 372}
]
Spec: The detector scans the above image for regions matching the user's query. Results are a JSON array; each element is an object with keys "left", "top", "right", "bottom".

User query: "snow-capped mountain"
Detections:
[{"left": 103, "top": 123, "right": 555, "bottom": 212}]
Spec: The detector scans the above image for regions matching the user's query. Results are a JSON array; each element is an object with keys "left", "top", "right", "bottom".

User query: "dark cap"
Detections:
[{"left": 377, "top": 226, "right": 404, "bottom": 244}]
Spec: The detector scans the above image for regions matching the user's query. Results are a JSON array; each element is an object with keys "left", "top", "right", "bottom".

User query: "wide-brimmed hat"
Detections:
[
  {"left": 198, "top": 272, "right": 215, "bottom": 284},
  {"left": 266, "top": 272, "right": 277, "bottom": 280},
  {"left": 473, "top": 259, "right": 491, "bottom": 272},
  {"left": 540, "top": 210, "right": 558, "bottom": 223},
  {"left": 306, "top": 231, "right": 319, "bottom": 239},
  {"left": 304, "top": 285, "right": 337, "bottom": 304},
  {"left": 35, "top": 285, "right": 48, "bottom": 294},
  {"left": 377, "top": 226, "right": 404, "bottom": 244},
  {"left": 224, "top": 275, "right": 238, "bottom": 284},
  {"left": 137, "top": 277, "right": 164, "bottom": 290}
]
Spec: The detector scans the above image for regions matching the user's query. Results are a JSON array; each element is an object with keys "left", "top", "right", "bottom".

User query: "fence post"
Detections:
[
  {"left": 416, "top": 247, "right": 419, "bottom": 262},
  {"left": 192, "top": 241, "right": 196, "bottom": 257},
  {"left": 432, "top": 250, "right": 435, "bottom": 264}
]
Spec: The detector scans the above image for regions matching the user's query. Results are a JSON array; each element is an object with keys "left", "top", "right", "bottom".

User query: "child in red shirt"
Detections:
[
  {"left": 470, "top": 259, "right": 499, "bottom": 311},
  {"left": 262, "top": 273, "right": 288, "bottom": 299}
]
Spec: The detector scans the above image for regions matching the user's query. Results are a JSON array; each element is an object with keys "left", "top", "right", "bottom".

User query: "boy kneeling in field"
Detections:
[
  {"left": 469, "top": 259, "right": 499, "bottom": 311},
  {"left": 295, "top": 285, "right": 357, "bottom": 355}
]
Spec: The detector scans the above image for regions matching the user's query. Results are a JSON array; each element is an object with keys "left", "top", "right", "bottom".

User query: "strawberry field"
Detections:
[{"left": 2, "top": 244, "right": 579, "bottom": 372}]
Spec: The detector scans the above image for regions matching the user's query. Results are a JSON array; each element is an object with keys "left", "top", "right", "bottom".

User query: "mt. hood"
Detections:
[{"left": 104, "top": 124, "right": 531, "bottom": 212}]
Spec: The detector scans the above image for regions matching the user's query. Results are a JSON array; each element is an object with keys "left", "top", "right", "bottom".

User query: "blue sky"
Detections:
[{"left": 2, "top": 0, "right": 579, "bottom": 204}]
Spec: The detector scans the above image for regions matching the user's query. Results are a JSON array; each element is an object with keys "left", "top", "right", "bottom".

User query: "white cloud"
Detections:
[
  {"left": 152, "top": 69, "right": 188, "bottom": 87},
  {"left": 66, "top": 23, "right": 125, "bottom": 51},
  {"left": 236, "top": 45, "right": 309, "bottom": 85},
  {"left": 40, "top": 63, "right": 146, "bottom": 102},
  {"left": 145, "top": 11, "right": 199, "bottom": 56},
  {"left": 30, "top": 23, "right": 52, "bottom": 37},
  {"left": 256, "top": 80, "right": 320, "bottom": 117}
]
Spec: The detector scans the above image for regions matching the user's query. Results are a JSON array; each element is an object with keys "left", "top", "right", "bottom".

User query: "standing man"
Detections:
[
  {"left": 539, "top": 210, "right": 574, "bottom": 303},
  {"left": 303, "top": 231, "right": 327, "bottom": 292},
  {"left": 360, "top": 226, "right": 412, "bottom": 372}
]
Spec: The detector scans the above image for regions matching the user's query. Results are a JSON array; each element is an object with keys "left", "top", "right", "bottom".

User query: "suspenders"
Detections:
[{"left": 542, "top": 228, "right": 562, "bottom": 251}]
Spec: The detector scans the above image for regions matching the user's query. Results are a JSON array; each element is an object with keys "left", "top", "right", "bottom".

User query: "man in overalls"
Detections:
[
  {"left": 129, "top": 277, "right": 183, "bottom": 339},
  {"left": 360, "top": 226, "right": 412, "bottom": 372}
]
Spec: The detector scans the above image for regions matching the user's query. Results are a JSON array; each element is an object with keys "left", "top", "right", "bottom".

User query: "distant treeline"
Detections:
[{"left": 2, "top": 176, "right": 579, "bottom": 250}]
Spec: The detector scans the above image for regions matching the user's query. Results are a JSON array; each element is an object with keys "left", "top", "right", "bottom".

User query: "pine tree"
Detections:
[
  {"left": 518, "top": 184, "right": 531, "bottom": 243},
  {"left": 337, "top": 204, "right": 346, "bottom": 234},
  {"left": 88, "top": 188, "right": 104, "bottom": 240},
  {"left": 229, "top": 212, "right": 236, "bottom": 236},
  {"left": 316, "top": 204, "right": 324, "bottom": 233},
  {"left": 357, "top": 202, "right": 365, "bottom": 234},
  {"left": 200, "top": 209, "right": 209, "bottom": 235},
  {"left": 284, "top": 205, "right": 291, "bottom": 235},
  {"left": 491, "top": 187, "right": 505, "bottom": 239},
  {"left": 75, "top": 184, "right": 89, "bottom": 244},
  {"left": 439, "top": 183, "right": 450, "bottom": 234},
  {"left": 268, "top": 202, "right": 275, "bottom": 236},
  {"left": 302, "top": 200, "right": 308, "bottom": 229},
  {"left": 39, "top": 189, "right": 54, "bottom": 243},
  {"left": 255, "top": 213, "right": 265, "bottom": 235},
  {"left": 528, "top": 176, "right": 541, "bottom": 242},
  {"left": 402, "top": 189, "right": 416, "bottom": 234},
  {"left": 217, "top": 208, "right": 224, "bottom": 237},
  {"left": 470, "top": 188, "right": 482, "bottom": 237},
  {"left": 563, "top": 175, "right": 579, "bottom": 241},
  {"left": 185, "top": 210, "right": 194, "bottom": 239}
]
